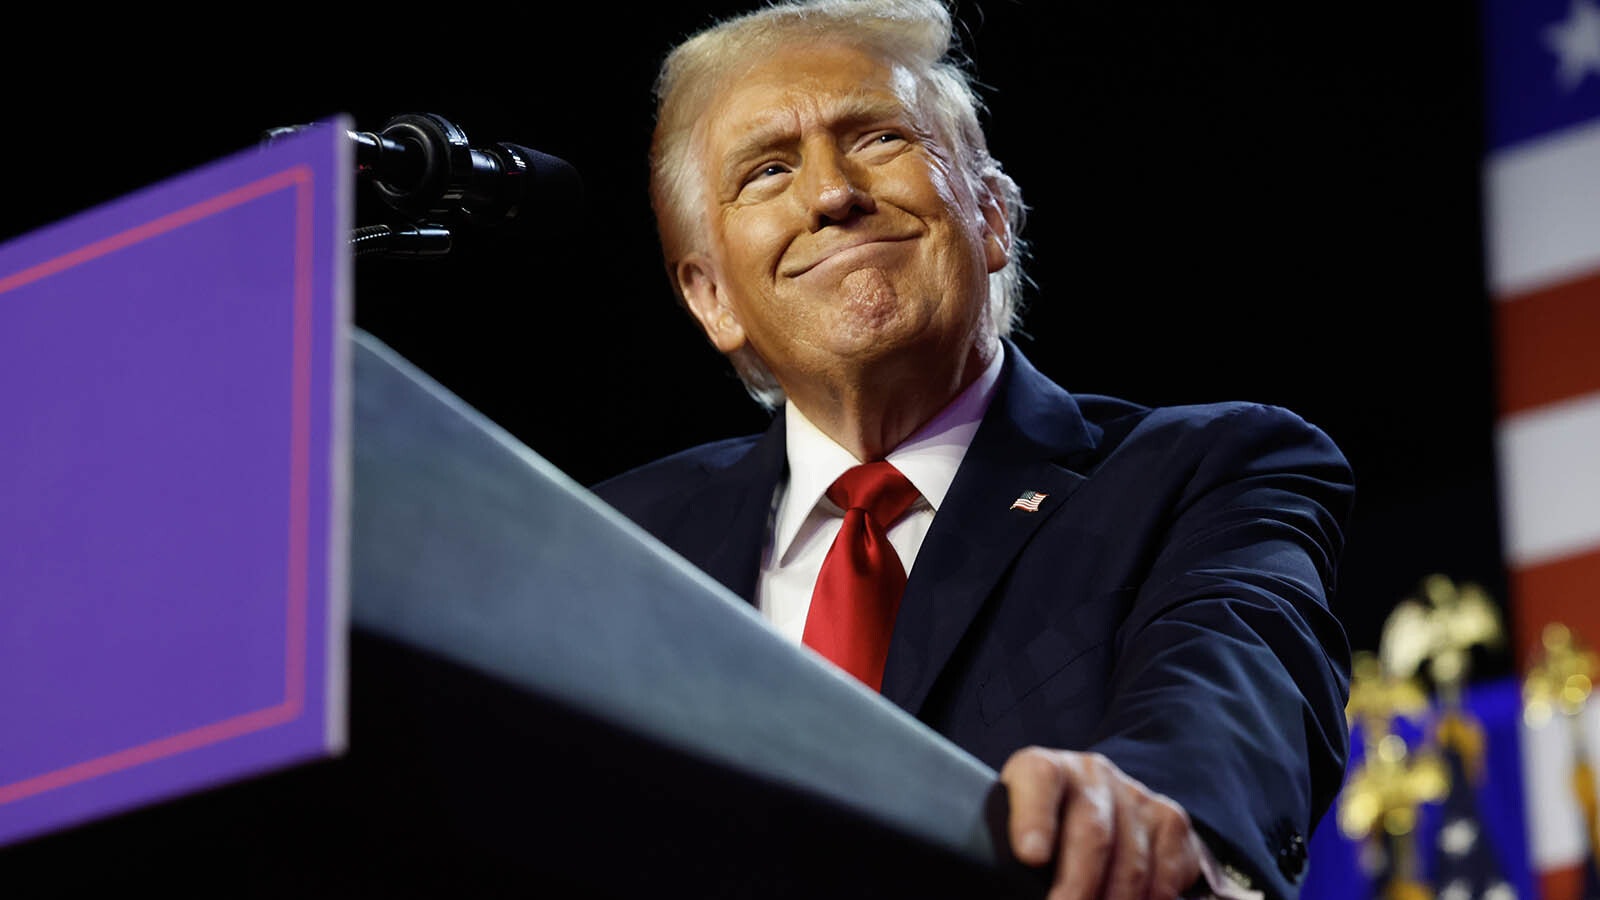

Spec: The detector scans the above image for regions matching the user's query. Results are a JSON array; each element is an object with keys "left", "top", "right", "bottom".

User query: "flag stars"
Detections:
[
  {"left": 1436, "top": 878, "right": 1515, "bottom": 900},
  {"left": 1545, "top": 0, "right": 1600, "bottom": 90},
  {"left": 1439, "top": 818, "right": 1480, "bottom": 856},
  {"left": 1482, "top": 881, "right": 1516, "bottom": 900}
]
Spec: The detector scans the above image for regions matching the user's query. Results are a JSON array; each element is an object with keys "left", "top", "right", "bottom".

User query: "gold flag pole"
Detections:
[
  {"left": 1340, "top": 649, "right": 1447, "bottom": 900},
  {"left": 1338, "top": 573, "right": 1506, "bottom": 900},
  {"left": 1524, "top": 623, "right": 1600, "bottom": 867},
  {"left": 1388, "top": 575, "right": 1504, "bottom": 784}
]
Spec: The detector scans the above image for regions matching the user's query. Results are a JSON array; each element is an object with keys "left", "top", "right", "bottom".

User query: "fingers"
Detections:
[
  {"left": 999, "top": 746, "right": 1073, "bottom": 867},
  {"left": 1055, "top": 754, "right": 1119, "bottom": 900},
  {"left": 1147, "top": 803, "right": 1204, "bottom": 900},
  {"left": 1000, "top": 747, "right": 1203, "bottom": 900}
]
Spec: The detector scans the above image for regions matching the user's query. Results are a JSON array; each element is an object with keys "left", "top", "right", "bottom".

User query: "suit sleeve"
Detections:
[{"left": 1085, "top": 403, "right": 1355, "bottom": 900}]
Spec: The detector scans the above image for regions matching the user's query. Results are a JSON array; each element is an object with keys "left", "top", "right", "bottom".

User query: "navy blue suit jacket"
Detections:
[{"left": 592, "top": 341, "right": 1355, "bottom": 900}]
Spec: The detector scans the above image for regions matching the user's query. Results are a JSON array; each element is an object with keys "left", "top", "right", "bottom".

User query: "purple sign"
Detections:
[{"left": 0, "top": 118, "right": 352, "bottom": 847}]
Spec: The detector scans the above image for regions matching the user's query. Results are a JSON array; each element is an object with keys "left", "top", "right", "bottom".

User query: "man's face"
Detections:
[{"left": 675, "top": 40, "right": 1008, "bottom": 403}]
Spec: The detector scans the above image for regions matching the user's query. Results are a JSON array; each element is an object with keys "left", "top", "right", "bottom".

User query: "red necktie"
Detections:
[{"left": 802, "top": 461, "right": 922, "bottom": 691}]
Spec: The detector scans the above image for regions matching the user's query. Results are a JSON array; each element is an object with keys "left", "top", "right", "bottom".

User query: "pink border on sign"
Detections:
[{"left": 0, "top": 166, "right": 317, "bottom": 807}]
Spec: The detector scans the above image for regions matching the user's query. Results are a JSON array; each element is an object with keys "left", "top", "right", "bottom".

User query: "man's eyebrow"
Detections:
[
  {"left": 719, "top": 113, "right": 797, "bottom": 183},
  {"left": 716, "top": 93, "right": 913, "bottom": 183}
]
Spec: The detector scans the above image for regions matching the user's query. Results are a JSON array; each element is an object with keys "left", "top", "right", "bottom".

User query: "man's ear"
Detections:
[
  {"left": 978, "top": 176, "right": 1011, "bottom": 275},
  {"left": 677, "top": 255, "right": 747, "bottom": 354}
]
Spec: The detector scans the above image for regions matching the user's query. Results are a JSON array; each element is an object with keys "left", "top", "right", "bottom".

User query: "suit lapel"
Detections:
[
  {"left": 880, "top": 343, "right": 1099, "bottom": 716},
  {"left": 687, "top": 415, "right": 788, "bottom": 606}
]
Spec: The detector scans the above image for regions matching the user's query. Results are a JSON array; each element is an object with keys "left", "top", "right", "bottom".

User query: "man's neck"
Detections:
[{"left": 786, "top": 338, "right": 999, "bottom": 462}]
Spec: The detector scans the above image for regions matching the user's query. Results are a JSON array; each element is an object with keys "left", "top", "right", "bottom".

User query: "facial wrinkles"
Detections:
[
  {"left": 692, "top": 44, "right": 996, "bottom": 390},
  {"left": 717, "top": 91, "right": 894, "bottom": 287},
  {"left": 700, "top": 55, "right": 943, "bottom": 251},
  {"left": 688, "top": 52, "right": 956, "bottom": 245},
  {"left": 891, "top": 66, "right": 994, "bottom": 266},
  {"left": 812, "top": 130, "right": 959, "bottom": 330}
]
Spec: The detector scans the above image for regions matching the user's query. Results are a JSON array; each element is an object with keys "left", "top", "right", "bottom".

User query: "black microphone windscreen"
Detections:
[{"left": 496, "top": 143, "right": 585, "bottom": 220}]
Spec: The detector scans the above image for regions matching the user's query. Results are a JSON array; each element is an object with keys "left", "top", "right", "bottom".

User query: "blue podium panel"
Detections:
[{"left": 0, "top": 119, "right": 353, "bottom": 848}]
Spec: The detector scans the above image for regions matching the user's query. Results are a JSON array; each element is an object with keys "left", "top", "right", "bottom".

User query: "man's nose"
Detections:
[{"left": 799, "top": 147, "right": 876, "bottom": 228}]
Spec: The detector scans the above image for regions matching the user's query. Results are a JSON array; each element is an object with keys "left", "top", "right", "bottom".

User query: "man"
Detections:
[{"left": 593, "top": 2, "right": 1355, "bottom": 899}]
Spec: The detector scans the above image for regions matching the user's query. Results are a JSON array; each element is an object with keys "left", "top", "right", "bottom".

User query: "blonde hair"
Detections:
[{"left": 650, "top": 0, "right": 1030, "bottom": 409}]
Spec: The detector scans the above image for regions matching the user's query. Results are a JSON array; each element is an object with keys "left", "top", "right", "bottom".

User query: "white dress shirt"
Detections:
[{"left": 756, "top": 345, "right": 1006, "bottom": 642}]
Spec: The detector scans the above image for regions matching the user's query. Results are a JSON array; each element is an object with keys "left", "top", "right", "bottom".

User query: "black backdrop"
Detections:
[{"left": 3, "top": 2, "right": 1506, "bottom": 877}]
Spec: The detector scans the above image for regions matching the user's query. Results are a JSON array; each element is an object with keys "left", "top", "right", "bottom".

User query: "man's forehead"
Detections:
[
  {"left": 702, "top": 49, "right": 923, "bottom": 151},
  {"left": 725, "top": 89, "right": 910, "bottom": 140}
]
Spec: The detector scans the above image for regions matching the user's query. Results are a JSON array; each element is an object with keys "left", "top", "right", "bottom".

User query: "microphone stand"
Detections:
[
  {"left": 262, "top": 113, "right": 519, "bottom": 260},
  {"left": 350, "top": 223, "right": 453, "bottom": 258}
]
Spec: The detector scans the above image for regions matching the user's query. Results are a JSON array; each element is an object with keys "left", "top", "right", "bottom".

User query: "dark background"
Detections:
[{"left": 2, "top": 1, "right": 1508, "bottom": 889}]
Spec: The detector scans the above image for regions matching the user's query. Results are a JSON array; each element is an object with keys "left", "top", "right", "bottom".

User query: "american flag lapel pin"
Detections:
[{"left": 1009, "top": 490, "right": 1047, "bottom": 512}]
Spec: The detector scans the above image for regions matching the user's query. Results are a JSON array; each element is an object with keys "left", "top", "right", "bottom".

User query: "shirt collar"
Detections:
[{"left": 771, "top": 343, "right": 1006, "bottom": 563}]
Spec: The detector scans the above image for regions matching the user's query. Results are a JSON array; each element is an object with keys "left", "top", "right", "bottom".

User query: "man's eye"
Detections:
[{"left": 753, "top": 163, "right": 788, "bottom": 180}]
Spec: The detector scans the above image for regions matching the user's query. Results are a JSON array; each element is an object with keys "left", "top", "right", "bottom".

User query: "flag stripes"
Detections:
[
  {"left": 1494, "top": 271, "right": 1600, "bottom": 415},
  {"left": 1484, "top": 0, "right": 1600, "bottom": 893},
  {"left": 1485, "top": 117, "right": 1600, "bottom": 298}
]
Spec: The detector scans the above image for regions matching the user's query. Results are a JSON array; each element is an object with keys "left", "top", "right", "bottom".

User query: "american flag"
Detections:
[
  {"left": 1484, "top": 0, "right": 1600, "bottom": 898},
  {"left": 1009, "top": 490, "right": 1047, "bottom": 512},
  {"left": 1428, "top": 716, "right": 1518, "bottom": 900}
]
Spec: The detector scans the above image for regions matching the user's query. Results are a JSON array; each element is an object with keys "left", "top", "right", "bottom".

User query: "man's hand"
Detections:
[{"left": 1000, "top": 746, "right": 1205, "bottom": 900}]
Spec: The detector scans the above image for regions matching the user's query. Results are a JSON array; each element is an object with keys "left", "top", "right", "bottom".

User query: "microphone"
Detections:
[
  {"left": 350, "top": 112, "right": 584, "bottom": 229},
  {"left": 262, "top": 112, "right": 583, "bottom": 231}
]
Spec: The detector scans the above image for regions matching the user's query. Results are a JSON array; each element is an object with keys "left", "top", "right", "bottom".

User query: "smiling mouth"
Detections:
[{"left": 782, "top": 236, "right": 916, "bottom": 277}]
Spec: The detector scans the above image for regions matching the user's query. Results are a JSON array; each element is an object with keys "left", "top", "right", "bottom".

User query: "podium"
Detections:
[
  {"left": 344, "top": 328, "right": 1045, "bottom": 897},
  {"left": 0, "top": 122, "right": 1045, "bottom": 897}
]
